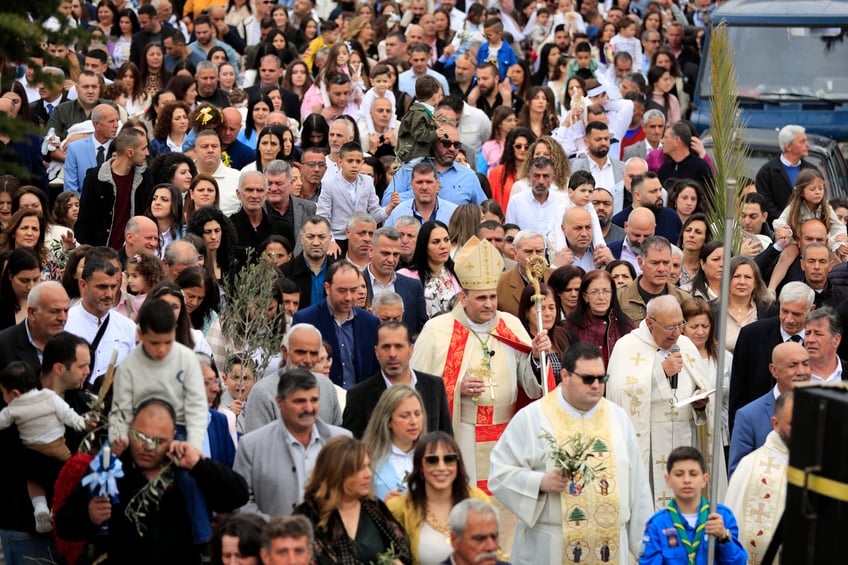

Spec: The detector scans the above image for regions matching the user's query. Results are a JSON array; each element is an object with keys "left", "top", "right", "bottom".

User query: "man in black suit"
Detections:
[
  {"left": 729, "top": 281, "right": 814, "bottom": 434},
  {"left": 342, "top": 322, "right": 452, "bottom": 439},
  {"left": 364, "top": 227, "right": 427, "bottom": 335},
  {"left": 29, "top": 66, "right": 69, "bottom": 130},
  {"left": 0, "top": 282, "right": 70, "bottom": 373},
  {"left": 280, "top": 215, "right": 337, "bottom": 309},
  {"left": 244, "top": 53, "right": 301, "bottom": 122}
]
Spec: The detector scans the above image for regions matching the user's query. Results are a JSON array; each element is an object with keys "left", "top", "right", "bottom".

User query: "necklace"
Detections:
[{"left": 425, "top": 505, "right": 452, "bottom": 545}]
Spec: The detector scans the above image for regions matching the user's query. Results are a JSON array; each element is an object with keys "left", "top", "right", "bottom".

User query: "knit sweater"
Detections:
[
  {"left": 0, "top": 389, "right": 86, "bottom": 445},
  {"left": 109, "top": 341, "right": 207, "bottom": 449}
]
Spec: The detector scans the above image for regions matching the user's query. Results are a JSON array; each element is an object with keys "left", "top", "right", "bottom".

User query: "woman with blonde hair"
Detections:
[
  {"left": 363, "top": 385, "right": 426, "bottom": 501},
  {"left": 387, "top": 432, "right": 490, "bottom": 565},
  {"left": 295, "top": 436, "right": 413, "bottom": 564}
]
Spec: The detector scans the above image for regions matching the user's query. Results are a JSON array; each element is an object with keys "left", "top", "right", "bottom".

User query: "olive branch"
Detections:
[{"left": 540, "top": 431, "right": 607, "bottom": 483}]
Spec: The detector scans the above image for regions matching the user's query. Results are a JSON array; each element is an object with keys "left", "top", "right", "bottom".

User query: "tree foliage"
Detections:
[{"left": 703, "top": 23, "right": 750, "bottom": 249}]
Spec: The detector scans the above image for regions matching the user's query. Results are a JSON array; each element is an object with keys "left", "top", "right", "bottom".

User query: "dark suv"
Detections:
[{"left": 701, "top": 128, "right": 848, "bottom": 199}]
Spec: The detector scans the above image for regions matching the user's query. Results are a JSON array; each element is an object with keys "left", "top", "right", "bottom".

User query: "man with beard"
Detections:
[
  {"left": 612, "top": 171, "right": 683, "bottom": 244},
  {"left": 592, "top": 187, "right": 626, "bottom": 243},
  {"left": 726, "top": 391, "right": 792, "bottom": 565},
  {"left": 194, "top": 60, "right": 230, "bottom": 109},
  {"left": 218, "top": 108, "right": 255, "bottom": 170},
  {"left": 505, "top": 157, "right": 568, "bottom": 251},
  {"left": 64, "top": 258, "right": 137, "bottom": 387},
  {"left": 189, "top": 15, "right": 239, "bottom": 69},
  {"left": 382, "top": 125, "right": 485, "bottom": 207},
  {"left": 610, "top": 156, "right": 649, "bottom": 214},
  {"left": 242, "top": 324, "right": 343, "bottom": 435},
  {"left": 280, "top": 216, "right": 338, "bottom": 309},
  {"left": 572, "top": 122, "right": 625, "bottom": 196},
  {"left": 449, "top": 53, "right": 477, "bottom": 100},
  {"left": 470, "top": 62, "right": 522, "bottom": 115},
  {"left": 609, "top": 207, "right": 655, "bottom": 274}
]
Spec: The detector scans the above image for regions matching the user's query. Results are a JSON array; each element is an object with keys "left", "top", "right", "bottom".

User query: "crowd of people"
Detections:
[{"left": 0, "top": 0, "right": 838, "bottom": 562}]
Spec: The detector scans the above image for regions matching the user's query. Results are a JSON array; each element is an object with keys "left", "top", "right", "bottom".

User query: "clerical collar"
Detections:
[
  {"left": 466, "top": 317, "right": 496, "bottom": 335},
  {"left": 556, "top": 388, "right": 601, "bottom": 418}
]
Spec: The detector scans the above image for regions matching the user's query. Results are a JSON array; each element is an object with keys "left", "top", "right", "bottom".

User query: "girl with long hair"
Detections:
[
  {"left": 487, "top": 127, "right": 535, "bottom": 210},
  {"left": 186, "top": 206, "right": 236, "bottom": 285},
  {"left": 116, "top": 61, "right": 149, "bottom": 117},
  {"left": 682, "top": 241, "right": 724, "bottom": 302},
  {"left": 185, "top": 174, "right": 220, "bottom": 223},
  {"left": 519, "top": 86, "right": 558, "bottom": 138},
  {"left": 0, "top": 248, "right": 41, "bottom": 330},
  {"left": 479, "top": 107, "right": 517, "bottom": 174},
  {"left": 145, "top": 183, "right": 184, "bottom": 257},
  {"left": 281, "top": 59, "right": 314, "bottom": 107},
  {"left": 243, "top": 126, "right": 285, "bottom": 173},
  {"left": 678, "top": 213, "right": 711, "bottom": 286},
  {"left": 723, "top": 256, "right": 774, "bottom": 353},
  {"left": 518, "top": 282, "right": 572, "bottom": 379},
  {"left": 175, "top": 265, "right": 221, "bottom": 335},
  {"left": 139, "top": 43, "right": 172, "bottom": 98},
  {"left": 363, "top": 385, "right": 426, "bottom": 501},
  {"left": 237, "top": 95, "right": 273, "bottom": 150},
  {"left": 112, "top": 8, "right": 140, "bottom": 69}
]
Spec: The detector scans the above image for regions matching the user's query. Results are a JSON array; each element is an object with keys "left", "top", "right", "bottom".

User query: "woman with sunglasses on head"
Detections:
[
  {"left": 295, "top": 436, "right": 413, "bottom": 565},
  {"left": 487, "top": 127, "right": 536, "bottom": 211},
  {"left": 563, "top": 269, "right": 632, "bottom": 366},
  {"left": 363, "top": 385, "right": 426, "bottom": 502},
  {"left": 387, "top": 431, "right": 490, "bottom": 565}
]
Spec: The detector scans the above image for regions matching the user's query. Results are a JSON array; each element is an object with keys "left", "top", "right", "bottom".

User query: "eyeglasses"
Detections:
[
  {"left": 130, "top": 429, "right": 170, "bottom": 451},
  {"left": 585, "top": 288, "right": 613, "bottom": 297},
  {"left": 505, "top": 236, "right": 515, "bottom": 243},
  {"left": 571, "top": 372, "right": 610, "bottom": 385},
  {"left": 513, "top": 143, "right": 529, "bottom": 150},
  {"left": 423, "top": 453, "right": 460, "bottom": 466},
  {"left": 303, "top": 161, "right": 327, "bottom": 168},
  {"left": 649, "top": 317, "right": 686, "bottom": 332},
  {"left": 439, "top": 140, "right": 462, "bottom": 149}
]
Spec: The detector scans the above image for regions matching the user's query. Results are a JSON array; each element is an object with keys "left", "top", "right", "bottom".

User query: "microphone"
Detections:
[{"left": 668, "top": 344, "right": 680, "bottom": 390}]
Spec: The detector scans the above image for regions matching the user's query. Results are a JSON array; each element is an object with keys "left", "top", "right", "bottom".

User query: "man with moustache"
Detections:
[
  {"left": 729, "top": 342, "right": 810, "bottom": 475},
  {"left": 572, "top": 122, "right": 625, "bottom": 200},
  {"left": 233, "top": 369, "right": 351, "bottom": 520},
  {"left": 471, "top": 62, "right": 522, "bottom": 115}
]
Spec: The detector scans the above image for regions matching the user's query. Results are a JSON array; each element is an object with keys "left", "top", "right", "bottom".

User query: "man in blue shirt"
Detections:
[
  {"left": 386, "top": 163, "right": 459, "bottom": 226},
  {"left": 398, "top": 44, "right": 450, "bottom": 98},
  {"left": 382, "top": 125, "right": 485, "bottom": 207}
]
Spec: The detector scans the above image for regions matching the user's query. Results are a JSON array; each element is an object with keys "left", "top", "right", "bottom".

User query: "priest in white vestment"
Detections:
[
  {"left": 725, "top": 392, "right": 792, "bottom": 565},
  {"left": 489, "top": 342, "right": 654, "bottom": 565},
  {"left": 607, "top": 295, "right": 710, "bottom": 509},
  {"left": 411, "top": 236, "right": 547, "bottom": 492}
]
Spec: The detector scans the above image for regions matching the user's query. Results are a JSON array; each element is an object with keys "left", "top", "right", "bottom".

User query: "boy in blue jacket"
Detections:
[
  {"left": 640, "top": 446, "right": 747, "bottom": 565},
  {"left": 476, "top": 17, "right": 518, "bottom": 82}
]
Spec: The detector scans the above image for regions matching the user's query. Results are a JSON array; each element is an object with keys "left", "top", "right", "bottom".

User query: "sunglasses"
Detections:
[
  {"left": 571, "top": 372, "right": 610, "bottom": 385},
  {"left": 513, "top": 143, "right": 529, "bottom": 150},
  {"left": 423, "top": 453, "right": 460, "bottom": 466},
  {"left": 440, "top": 140, "right": 462, "bottom": 149}
]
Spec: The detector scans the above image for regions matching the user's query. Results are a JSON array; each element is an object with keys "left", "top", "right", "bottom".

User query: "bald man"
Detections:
[
  {"left": 217, "top": 107, "right": 255, "bottom": 170},
  {"left": 560, "top": 206, "right": 613, "bottom": 271},
  {"left": 122, "top": 216, "right": 160, "bottom": 264},
  {"left": 609, "top": 207, "right": 656, "bottom": 274}
]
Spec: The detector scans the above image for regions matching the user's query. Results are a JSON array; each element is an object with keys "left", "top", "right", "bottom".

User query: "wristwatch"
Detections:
[{"left": 718, "top": 528, "right": 731, "bottom": 544}]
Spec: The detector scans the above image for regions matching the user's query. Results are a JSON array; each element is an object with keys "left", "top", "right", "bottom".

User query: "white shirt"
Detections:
[
  {"left": 209, "top": 161, "right": 241, "bottom": 216},
  {"left": 64, "top": 303, "right": 138, "bottom": 382},
  {"left": 811, "top": 357, "right": 843, "bottom": 384},
  {"left": 505, "top": 190, "right": 568, "bottom": 250},
  {"left": 367, "top": 266, "right": 396, "bottom": 295},
  {"left": 587, "top": 156, "right": 617, "bottom": 194},
  {"left": 620, "top": 238, "right": 643, "bottom": 274}
]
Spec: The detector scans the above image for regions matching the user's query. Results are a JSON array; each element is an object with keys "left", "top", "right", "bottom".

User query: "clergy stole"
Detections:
[
  {"left": 443, "top": 318, "right": 523, "bottom": 493},
  {"left": 613, "top": 344, "right": 707, "bottom": 509},
  {"left": 540, "top": 391, "right": 622, "bottom": 564},
  {"left": 730, "top": 435, "right": 787, "bottom": 565}
]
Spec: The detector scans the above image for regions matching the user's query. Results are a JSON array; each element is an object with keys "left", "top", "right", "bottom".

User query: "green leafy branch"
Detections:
[{"left": 540, "top": 431, "right": 607, "bottom": 483}]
